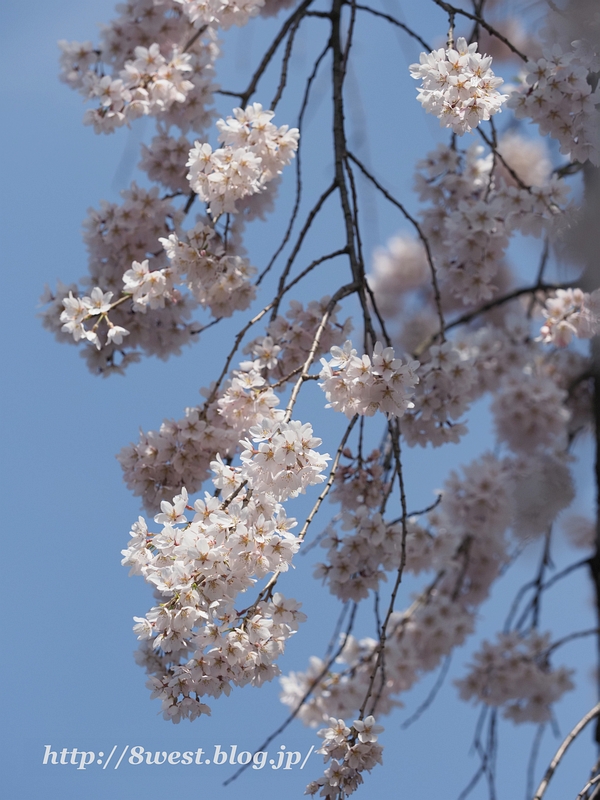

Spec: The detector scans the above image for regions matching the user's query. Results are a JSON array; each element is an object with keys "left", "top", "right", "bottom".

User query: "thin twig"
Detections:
[
  {"left": 402, "top": 655, "right": 452, "bottom": 729},
  {"left": 347, "top": 150, "right": 445, "bottom": 340},
  {"left": 352, "top": 3, "right": 432, "bottom": 50},
  {"left": 257, "top": 39, "right": 331, "bottom": 287},
  {"left": 430, "top": 0, "right": 528, "bottom": 61},
  {"left": 271, "top": 13, "right": 304, "bottom": 110},
  {"left": 533, "top": 703, "right": 600, "bottom": 800},
  {"left": 527, "top": 725, "right": 546, "bottom": 800},
  {"left": 237, "top": 0, "right": 315, "bottom": 105}
]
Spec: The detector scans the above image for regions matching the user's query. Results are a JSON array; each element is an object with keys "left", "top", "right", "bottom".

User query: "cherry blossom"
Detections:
[
  {"left": 46, "top": 1, "right": 600, "bottom": 797},
  {"left": 409, "top": 37, "right": 508, "bottom": 134}
]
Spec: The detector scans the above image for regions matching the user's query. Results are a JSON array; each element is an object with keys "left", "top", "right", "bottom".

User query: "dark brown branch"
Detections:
[
  {"left": 269, "top": 180, "right": 338, "bottom": 320},
  {"left": 430, "top": 0, "right": 528, "bottom": 61},
  {"left": 504, "top": 557, "right": 590, "bottom": 633},
  {"left": 234, "top": 0, "right": 315, "bottom": 105},
  {"left": 347, "top": 150, "right": 445, "bottom": 339},
  {"left": 270, "top": 12, "right": 303, "bottom": 110},
  {"left": 401, "top": 655, "right": 452, "bottom": 729},
  {"left": 352, "top": 3, "right": 432, "bottom": 50},
  {"left": 257, "top": 38, "right": 331, "bottom": 287},
  {"left": 362, "top": 419, "right": 409, "bottom": 718}
]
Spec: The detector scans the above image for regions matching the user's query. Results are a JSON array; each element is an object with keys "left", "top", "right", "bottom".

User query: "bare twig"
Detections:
[
  {"left": 352, "top": 3, "right": 432, "bottom": 50},
  {"left": 430, "top": 0, "right": 528, "bottom": 61},
  {"left": 533, "top": 703, "right": 600, "bottom": 800},
  {"left": 346, "top": 150, "right": 445, "bottom": 340}
]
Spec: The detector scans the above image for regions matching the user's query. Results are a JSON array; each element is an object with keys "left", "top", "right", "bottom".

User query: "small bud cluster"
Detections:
[{"left": 409, "top": 37, "right": 507, "bottom": 134}]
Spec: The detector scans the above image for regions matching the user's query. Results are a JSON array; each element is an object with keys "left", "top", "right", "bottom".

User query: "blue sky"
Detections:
[{"left": 1, "top": 1, "right": 599, "bottom": 798}]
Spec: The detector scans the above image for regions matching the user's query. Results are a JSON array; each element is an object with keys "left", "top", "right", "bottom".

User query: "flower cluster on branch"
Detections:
[{"left": 46, "top": 0, "right": 600, "bottom": 796}]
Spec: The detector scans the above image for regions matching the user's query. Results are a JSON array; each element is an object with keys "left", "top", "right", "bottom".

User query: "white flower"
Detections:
[
  {"left": 320, "top": 340, "right": 419, "bottom": 419},
  {"left": 410, "top": 38, "right": 508, "bottom": 134}
]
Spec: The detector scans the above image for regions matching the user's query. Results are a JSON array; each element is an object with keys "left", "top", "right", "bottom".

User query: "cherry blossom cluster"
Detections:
[
  {"left": 454, "top": 317, "right": 534, "bottom": 398},
  {"left": 187, "top": 104, "right": 299, "bottom": 215},
  {"left": 414, "top": 143, "right": 503, "bottom": 306},
  {"left": 315, "top": 510, "right": 431, "bottom": 602},
  {"left": 239, "top": 419, "right": 330, "bottom": 502},
  {"left": 319, "top": 341, "right": 419, "bottom": 419},
  {"left": 160, "top": 221, "right": 257, "bottom": 317},
  {"left": 124, "top": 409, "right": 330, "bottom": 720},
  {"left": 119, "top": 320, "right": 344, "bottom": 512},
  {"left": 563, "top": 514, "right": 596, "bottom": 550},
  {"left": 456, "top": 631, "right": 574, "bottom": 723},
  {"left": 48, "top": 1, "right": 600, "bottom": 793},
  {"left": 508, "top": 43, "right": 600, "bottom": 166},
  {"left": 414, "top": 142, "right": 568, "bottom": 306},
  {"left": 139, "top": 130, "right": 194, "bottom": 193},
  {"left": 175, "top": 0, "right": 265, "bottom": 30},
  {"left": 83, "top": 44, "right": 195, "bottom": 133},
  {"left": 402, "top": 342, "right": 476, "bottom": 447},
  {"left": 122, "top": 259, "right": 176, "bottom": 312},
  {"left": 246, "top": 298, "right": 353, "bottom": 382},
  {"left": 305, "top": 716, "right": 384, "bottom": 799},
  {"left": 409, "top": 37, "right": 507, "bottom": 134},
  {"left": 538, "top": 287, "right": 600, "bottom": 347},
  {"left": 59, "top": 0, "right": 219, "bottom": 135},
  {"left": 545, "top": 347, "right": 592, "bottom": 437},
  {"left": 329, "top": 448, "right": 390, "bottom": 512},
  {"left": 281, "top": 454, "right": 514, "bottom": 726},
  {"left": 40, "top": 184, "right": 199, "bottom": 374},
  {"left": 368, "top": 133, "right": 566, "bottom": 338},
  {"left": 281, "top": 594, "right": 474, "bottom": 727},
  {"left": 218, "top": 357, "right": 283, "bottom": 431},
  {"left": 118, "top": 400, "right": 239, "bottom": 511},
  {"left": 491, "top": 368, "right": 570, "bottom": 455},
  {"left": 510, "top": 453, "right": 574, "bottom": 540},
  {"left": 477, "top": 327, "right": 579, "bottom": 455},
  {"left": 41, "top": 179, "right": 266, "bottom": 373},
  {"left": 367, "top": 235, "right": 429, "bottom": 321},
  {"left": 59, "top": 287, "right": 130, "bottom": 350}
]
